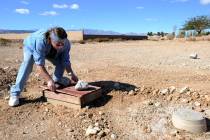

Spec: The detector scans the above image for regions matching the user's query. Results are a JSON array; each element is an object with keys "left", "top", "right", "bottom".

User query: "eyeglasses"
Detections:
[{"left": 52, "top": 40, "right": 64, "bottom": 48}]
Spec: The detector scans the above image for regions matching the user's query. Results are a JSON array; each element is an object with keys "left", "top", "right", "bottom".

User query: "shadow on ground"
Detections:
[
  {"left": 19, "top": 96, "right": 46, "bottom": 106},
  {"left": 88, "top": 80, "right": 137, "bottom": 108},
  {"left": 206, "top": 118, "right": 210, "bottom": 132}
]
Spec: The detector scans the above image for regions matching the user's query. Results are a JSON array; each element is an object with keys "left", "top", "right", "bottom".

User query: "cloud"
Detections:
[
  {"left": 136, "top": 6, "right": 144, "bottom": 9},
  {"left": 52, "top": 3, "right": 80, "bottom": 10},
  {"left": 20, "top": 1, "right": 29, "bottom": 5},
  {"left": 53, "top": 4, "right": 68, "bottom": 9},
  {"left": 200, "top": 0, "right": 210, "bottom": 5},
  {"left": 15, "top": 8, "right": 30, "bottom": 14},
  {"left": 70, "top": 4, "right": 79, "bottom": 10},
  {"left": 40, "top": 11, "right": 58, "bottom": 16}
]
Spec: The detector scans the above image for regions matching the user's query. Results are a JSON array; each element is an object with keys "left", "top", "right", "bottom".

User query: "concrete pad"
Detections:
[
  {"left": 42, "top": 85, "right": 102, "bottom": 108},
  {"left": 172, "top": 108, "right": 207, "bottom": 133}
]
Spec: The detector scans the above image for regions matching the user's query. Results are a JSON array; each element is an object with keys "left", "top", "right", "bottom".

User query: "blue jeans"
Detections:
[{"left": 10, "top": 47, "right": 65, "bottom": 96}]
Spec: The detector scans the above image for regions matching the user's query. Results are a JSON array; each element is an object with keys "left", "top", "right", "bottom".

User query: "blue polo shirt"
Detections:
[{"left": 23, "top": 29, "right": 71, "bottom": 67}]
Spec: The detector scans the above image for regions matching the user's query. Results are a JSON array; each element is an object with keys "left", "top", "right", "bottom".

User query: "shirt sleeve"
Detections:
[
  {"left": 61, "top": 40, "right": 71, "bottom": 67},
  {"left": 33, "top": 39, "right": 46, "bottom": 66}
]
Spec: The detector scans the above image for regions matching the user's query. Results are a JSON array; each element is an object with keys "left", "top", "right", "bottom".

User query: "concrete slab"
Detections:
[
  {"left": 42, "top": 85, "right": 102, "bottom": 108},
  {"left": 172, "top": 108, "right": 207, "bottom": 133}
]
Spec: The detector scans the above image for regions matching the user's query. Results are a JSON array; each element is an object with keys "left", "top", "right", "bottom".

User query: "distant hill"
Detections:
[
  {"left": 83, "top": 29, "right": 121, "bottom": 35},
  {"left": 83, "top": 29, "right": 146, "bottom": 36},
  {"left": 0, "top": 29, "right": 35, "bottom": 34},
  {"left": 0, "top": 28, "right": 146, "bottom": 36}
]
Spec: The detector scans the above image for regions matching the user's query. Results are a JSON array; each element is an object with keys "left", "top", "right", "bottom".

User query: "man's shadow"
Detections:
[{"left": 19, "top": 80, "right": 137, "bottom": 108}]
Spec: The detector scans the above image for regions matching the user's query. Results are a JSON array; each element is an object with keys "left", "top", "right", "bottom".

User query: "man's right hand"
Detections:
[{"left": 47, "top": 80, "right": 56, "bottom": 92}]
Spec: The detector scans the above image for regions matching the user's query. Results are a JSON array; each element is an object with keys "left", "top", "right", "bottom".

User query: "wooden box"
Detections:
[{"left": 42, "top": 85, "right": 102, "bottom": 109}]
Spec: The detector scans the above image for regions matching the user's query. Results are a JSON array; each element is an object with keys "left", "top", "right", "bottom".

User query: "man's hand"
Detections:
[
  {"left": 47, "top": 80, "right": 56, "bottom": 92},
  {"left": 71, "top": 73, "right": 79, "bottom": 83}
]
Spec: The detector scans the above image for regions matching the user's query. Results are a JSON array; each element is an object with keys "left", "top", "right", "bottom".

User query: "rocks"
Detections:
[
  {"left": 97, "top": 131, "right": 106, "bottom": 137},
  {"left": 205, "top": 109, "right": 210, "bottom": 116},
  {"left": 205, "top": 95, "right": 210, "bottom": 102},
  {"left": 143, "top": 100, "right": 153, "bottom": 106},
  {"left": 85, "top": 114, "right": 111, "bottom": 138},
  {"left": 181, "top": 99, "right": 189, "bottom": 103},
  {"left": 167, "top": 95, "right": 173, "bottom": 101},
  {"left": 110, "top": 133, "right": 117, "bottom": 139},
  {"left": 154, "top": 102, "right": 161, "bottom": 107},
  {"left": 160, "top": 86, "right": 176, "bottom": 95},
  {"left": 142, "top": 125, "right": 152, "bottom": 133},
  {"left": 104, "top": 128, "right": 111, "bottom": 134},
  {"left": 160, "top": 88, "right": 169, "bottom": 95},
  {"left": 194, "top": 101, "right": 201, "bottom": 107},
  {"left": 3, "top": 66, "right": 10, "bottom": 70},
  {"left": 179, "top": 86, "right": 190, "bottom": 94},
  {"left": 85, "top": 125, "right": 98, "bottom": 136},
  {"left": 152, "top": 89, "right": 159, "bottom": 95},
  {"left": 189, "top": 53, "right": 198, "bottom": 59},
  {"left": 98, "top": 111, "right": 104, "bottom": 115},
  {"left": 169, "top": 86, "right": 176, "bottom": 94},
  {"left": 128, "top": 90, "right": 134, "bottom": 95},
  {"left": 169, "top": 129, "right": 179, "bottom": 137}
]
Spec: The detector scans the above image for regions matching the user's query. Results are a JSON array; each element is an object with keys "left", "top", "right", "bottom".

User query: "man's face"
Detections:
[{"left": 51, "top": 40, "right": 64, "bottom": 50}]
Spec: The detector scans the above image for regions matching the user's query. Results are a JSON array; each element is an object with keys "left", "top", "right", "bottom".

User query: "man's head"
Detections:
[{"left": 48, "top": 27, "right": 68, "bottom": 50}]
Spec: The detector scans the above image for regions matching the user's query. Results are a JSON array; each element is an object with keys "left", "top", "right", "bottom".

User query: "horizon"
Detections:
[{"left": 1, "top": 0, "right": 210, "bottom": 34}]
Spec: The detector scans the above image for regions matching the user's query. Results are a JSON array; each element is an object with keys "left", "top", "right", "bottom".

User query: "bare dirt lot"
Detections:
[{"left": 1, "top": 40, "right": 210, "bottom": 140}]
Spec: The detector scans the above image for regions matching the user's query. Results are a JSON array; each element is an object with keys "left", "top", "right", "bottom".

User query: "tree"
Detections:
[
  {"left": 183, "top": 16, "right": 210, "bottom": 35},
  {"left": 147, "top": 32, "right": 153, "bottom": 36}
]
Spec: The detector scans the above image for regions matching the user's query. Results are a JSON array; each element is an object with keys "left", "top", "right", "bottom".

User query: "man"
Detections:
[{"left": 9, "top": 27, "right": 78, "bottom": 107}]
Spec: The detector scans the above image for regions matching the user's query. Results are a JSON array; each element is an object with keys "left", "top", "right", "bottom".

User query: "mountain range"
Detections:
[{"left": 0, "top": 29, "right": 146, "bottom": 36}]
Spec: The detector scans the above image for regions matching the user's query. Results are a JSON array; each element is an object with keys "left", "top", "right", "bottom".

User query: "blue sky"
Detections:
[{"left": 0, "top": 0, "right": 210, "bottom": 33}]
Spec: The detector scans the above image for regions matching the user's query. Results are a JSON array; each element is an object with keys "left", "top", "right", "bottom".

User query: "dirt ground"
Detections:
[{"left": 1, "top": 40, "right": 210, "bottom": 140}]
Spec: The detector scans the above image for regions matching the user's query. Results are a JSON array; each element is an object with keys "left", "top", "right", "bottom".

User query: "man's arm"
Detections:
[
  {"left": 65, "top": 64, "right": 78, "bottom": 82},
  {"left": 36, "top": 65, "right": 56, "bottom": 91}
]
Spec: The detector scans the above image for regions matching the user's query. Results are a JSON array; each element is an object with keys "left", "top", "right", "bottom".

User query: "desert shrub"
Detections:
[{"left": 0, "top": 38, "right": 12, "bottom": 46}]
